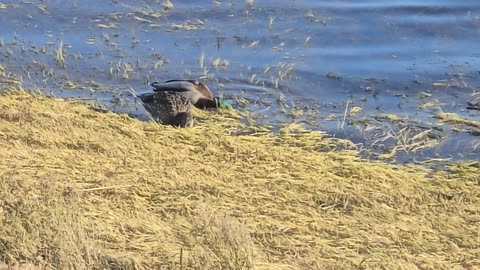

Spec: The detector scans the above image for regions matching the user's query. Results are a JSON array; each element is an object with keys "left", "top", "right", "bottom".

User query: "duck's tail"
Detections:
[{"left": 136, "top": 93, "right": 154, "bottom": 103}]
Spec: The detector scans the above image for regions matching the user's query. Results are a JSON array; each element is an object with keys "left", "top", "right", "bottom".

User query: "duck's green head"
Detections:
[{"left": 216, "top": 97, "right": 233, "bottom": 109}]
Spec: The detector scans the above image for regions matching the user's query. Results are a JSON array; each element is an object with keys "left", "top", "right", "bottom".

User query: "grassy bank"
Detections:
[{"left": 0, "top": 88, "right": 478, "bottom": 269}]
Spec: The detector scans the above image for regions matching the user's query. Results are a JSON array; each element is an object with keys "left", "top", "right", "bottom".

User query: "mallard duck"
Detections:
[
  {"left": 137, "top": 91, "right": 193, "bottom": 127},
  {"left": 150, "top": 79, "right": 232, "bottom": 109},
  {"left": 138, "top": 79, "right": 232, "bottom": 127}
]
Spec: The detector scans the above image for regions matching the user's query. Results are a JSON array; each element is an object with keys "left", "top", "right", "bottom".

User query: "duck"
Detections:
[
  {"left": 149, "top": 79, "right": 231, "bottom": 109},
  {"left": 137, "top": 79, "right": 232, "bottom": 127},
  {"left": 137, "top": 91, "right": 193, "bottom": 127}
]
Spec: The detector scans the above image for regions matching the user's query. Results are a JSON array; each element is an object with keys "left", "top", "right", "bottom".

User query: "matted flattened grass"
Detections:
[{"left": 0, "top": 88, "right": 479, "bottom": 270}]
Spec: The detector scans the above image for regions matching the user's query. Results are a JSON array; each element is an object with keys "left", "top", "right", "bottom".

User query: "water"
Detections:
[{"left": 0, "top": 0, "right": 479, "bottom": 162}]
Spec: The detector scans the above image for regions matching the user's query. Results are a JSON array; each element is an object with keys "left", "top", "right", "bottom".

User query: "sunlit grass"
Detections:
[{"left": 0, "top": 88, "right": 478, "bottom": 269}]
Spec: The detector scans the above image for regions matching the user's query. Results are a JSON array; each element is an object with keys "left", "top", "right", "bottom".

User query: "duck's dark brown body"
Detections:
[{"left": 138, "top": 91, "right": 193, "bottom": 127}]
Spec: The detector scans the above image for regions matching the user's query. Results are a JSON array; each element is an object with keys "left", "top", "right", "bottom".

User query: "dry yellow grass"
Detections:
[
  {"left": 434, "top": 112, "right": 480, "bottom": 129},
  {"left": 0, "top": 88, "right": 479, "bottom": 270}
]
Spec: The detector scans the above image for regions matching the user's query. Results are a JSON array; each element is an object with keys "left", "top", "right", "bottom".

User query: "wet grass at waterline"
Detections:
[{"left": 0, "top": 89, "right": 479, "bottom": 269}]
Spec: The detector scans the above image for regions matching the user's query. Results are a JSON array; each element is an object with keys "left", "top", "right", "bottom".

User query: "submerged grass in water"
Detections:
[{"left": 0, "top": 88, "right": 479, "bottom": 269}]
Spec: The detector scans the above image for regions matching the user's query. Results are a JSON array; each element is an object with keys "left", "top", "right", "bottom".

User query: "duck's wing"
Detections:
[
  {"left": 163, "top": 79, "right": 198, "bottom": 84},
  {"left": 150, "top": 80, "right": 198, "bottom": 93},
  {"left": 151, "top": 80, "right": 214, "bottom": 100}
]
